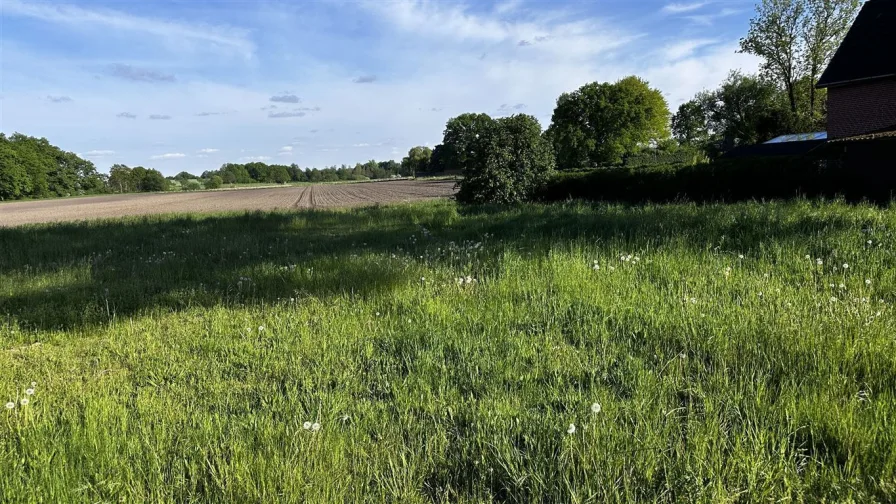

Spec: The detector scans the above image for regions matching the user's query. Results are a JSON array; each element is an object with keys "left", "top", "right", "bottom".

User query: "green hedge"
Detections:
[
  {"left": 622, "top": 148, "right": 707, "bottom": 168},
  {"left": 539, "top": 158, "right": 896, "bottom": 203}
]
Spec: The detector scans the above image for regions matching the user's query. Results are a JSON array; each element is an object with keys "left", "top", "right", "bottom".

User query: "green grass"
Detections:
[{"left": 1, "top": 199, "right": 894, "bottom": 502}]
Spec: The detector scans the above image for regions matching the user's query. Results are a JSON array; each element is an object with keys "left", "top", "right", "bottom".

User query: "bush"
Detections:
[
  {"left": 622, "top": 147, "right": 707, "bottom": 168},
  {"left": 205, "top": 176, "right": 223, "bottom": 190},
  {"left": 456, "top": 114, "right": 555, "bottom": 204},
  {"left": 538, "top": 158, "right": 894, "bottom": 204},
  {"left": 183, "top": 180, "right": 202, "bottom": 191}
]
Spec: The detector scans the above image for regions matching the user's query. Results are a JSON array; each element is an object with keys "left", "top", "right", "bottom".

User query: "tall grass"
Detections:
[{"left": 1, "top": 200, "right": 894, "bottom": 502}]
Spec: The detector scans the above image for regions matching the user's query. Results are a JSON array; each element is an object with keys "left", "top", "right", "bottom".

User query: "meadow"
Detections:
[{"left": 1, "top": 199, "right": 894, "bottom": 502}]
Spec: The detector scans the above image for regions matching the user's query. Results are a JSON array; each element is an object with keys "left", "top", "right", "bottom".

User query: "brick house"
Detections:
[{"left": 816, "top": 0, "right": 896, "bottom": 139}]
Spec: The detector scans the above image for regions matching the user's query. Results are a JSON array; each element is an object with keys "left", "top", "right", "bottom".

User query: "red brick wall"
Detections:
[{"left": 827, "top": 78, "right": 896, "bottom": 139}]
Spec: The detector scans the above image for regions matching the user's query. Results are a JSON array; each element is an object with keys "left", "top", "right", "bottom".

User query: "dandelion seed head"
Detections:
[
  {"left": 816, "top": 258, "right": 823, "bottom": 265},
  {"left": 567, "top": 423, "right": 576, "bottom": 434},
  {"left": 25, "top": 389, "right": 34, "bottom": 396},
  {"left": 30, "top": 382, "right": 36, "bottom": 388},
  {"left": 866, "top": 279, "right": 872, "bottom": 285},
  {"left": 738, "top": 254, "right": 744, "bottom": 259},
  {"left": 19, "top": 398, "right": 28, "bottom": 406},
  {"left": 4, "top": 402, "right": 13, "bottom": 410},
  {"left": 591, "top": 402, "right": 602, "bottom": 414},
  {"left": 303, "top": 421, "right": 312, "bottom": 430},
  {"left": 843, "top": 263, "right": 849, "bottom": 269},
  {"left": 311, "top": 422, "right": 321, "bottom": 432}
]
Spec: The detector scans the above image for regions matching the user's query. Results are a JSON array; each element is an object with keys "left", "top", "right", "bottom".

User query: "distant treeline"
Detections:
[
  {"left": 0, "top": 133, "right": 106, "bottom": 200},
  {"left": 0, "top": 134, "right": 446, "bottom": 200}
]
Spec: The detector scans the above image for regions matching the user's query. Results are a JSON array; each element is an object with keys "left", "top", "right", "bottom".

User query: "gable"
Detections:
[{"left": 817, "top": 0, "right": 896, "bottom": 88}]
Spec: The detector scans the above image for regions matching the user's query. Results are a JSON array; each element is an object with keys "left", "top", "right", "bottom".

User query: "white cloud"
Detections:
[
  {"left": 662, "top": 39, "right": 717, "bottom": 61},
  {"left": 240, "top": 155, "right": 271, "bottom": 161},
  {"left": 662, "top": 2, "right": 711, "bottom": 14},
  {"left": 84, "top": 150, "right": 115, "bottom": 157},
  {"left": 198, "top": 148, "right": 219, "bottom": 154},
  {"left": 686, "top": 8, "right": 744, "bottom": 26},
  {"left": 353, "top": 143, "right": 371, "bottom": 147},
  {"left": 151, "top": 153, "right": 187, "bottom": 160},
  {"left": 279, "top": 146, "right": 293, "bottom": 152},
  {"left": 3, "top": 0, "right": 254, "bottom": 57}
]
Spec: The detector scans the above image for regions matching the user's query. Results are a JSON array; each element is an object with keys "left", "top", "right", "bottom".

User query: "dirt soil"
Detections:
[{"left": 0, "top": 180, "right": 458, "bottom": 227}]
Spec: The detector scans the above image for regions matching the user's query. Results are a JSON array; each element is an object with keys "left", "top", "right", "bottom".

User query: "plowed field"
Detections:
[{"left": 0, "top": 180, "right": 457, "bottom": 227}]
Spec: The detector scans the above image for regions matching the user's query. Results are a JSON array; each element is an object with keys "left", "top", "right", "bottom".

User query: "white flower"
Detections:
[
  {"left": 867, "top": 240, "right": 873, "bottom": 245},
  {"left": 805, "top": 255, "right": 811, "bottom": 260},
  {"left": 590, "top": 403, "right": 602, "bottom": 414},
  {"left": 311, "top": 422, "right": 321, "bottom": 432},
  {"left": 19, "top": 398, "right": 29, "bottom": 406},
  {"left": 738, "top": 254, "right": 744, "bottom": 260},
  {"left": 4, "top": 402, "right": 14, "bottom": 410},
  {"left": 258, "top": 325, "right": 265, "bottom": 332},
  {"left": 566, "top": 423, "right": 576, "bottom": 434},
  {"left": 865, "top": 279, "right": 872, "bottom": 285},
  {"left": 816, "top": 258, "right": 823, "bottom": 266},
  {"left": 420, "top": 277, "right": 426, "bottom": 282},
  {"left": 25, "top": 389, "right": 34, "bottom": 396},
  {"left": 843, "top": 263, "right": 849, "bottom": 269},
  {"left": 303, "top": 421, "right": 312, "bottom": 430}
]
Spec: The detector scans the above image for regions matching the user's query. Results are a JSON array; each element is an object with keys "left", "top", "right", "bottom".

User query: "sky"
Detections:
[{"left": 0, "top": 0, "right": 761, "bottom": 175}]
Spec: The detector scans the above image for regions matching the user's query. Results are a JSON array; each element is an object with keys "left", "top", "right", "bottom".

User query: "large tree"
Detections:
[
  {"left": 740, "top": 0, "right": 860, "bottom": 122},
  {"left": 454, "top": 114, "right": 555, "bottom": 204},
  {"left": 401, "top": 146, "right": 433, "bottom": 177},
  {"left": 673, "top": 72, "right": 798, "bottom": 155},
  {"left": 546, "top": 76, "right": 670, "bottom": 169}
]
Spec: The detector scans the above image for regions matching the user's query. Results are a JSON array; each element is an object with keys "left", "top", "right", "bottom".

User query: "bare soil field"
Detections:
[{"left": 0, "top": 180, "right": 457, "bottom": 227}]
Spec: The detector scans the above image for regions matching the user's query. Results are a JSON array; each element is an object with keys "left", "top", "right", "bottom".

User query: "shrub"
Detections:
[
  {"left": 538, "top": 157, "right": 894, "bottom": 204},
  {"left": 456, "top": 114, "right": 555, "bottom": 204},
  {"left": 205, "top": 176, "right": 223, "bottom": 190},
  {"left": 184, "top": 180, "right": 202, "bottom": 191}
]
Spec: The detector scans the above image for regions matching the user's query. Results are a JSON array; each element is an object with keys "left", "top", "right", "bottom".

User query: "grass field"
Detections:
[{"left": 1, "top": 200, "right": 895, "bottom": 502}]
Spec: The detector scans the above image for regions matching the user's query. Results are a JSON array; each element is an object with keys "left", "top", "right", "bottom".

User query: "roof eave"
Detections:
[{"left": 816, "top": 73, "right": 896, "bottom": 89}]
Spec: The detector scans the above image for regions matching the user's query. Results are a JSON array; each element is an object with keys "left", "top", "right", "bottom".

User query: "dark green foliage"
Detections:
[
  {"left": 108, "top": 165, "right": 167, "bottom": 193},
  {"left": 623, "top": 147, "right": 708, "bottom": 169},
  {"left": 546, "top": 77, "right": 671, "bottom": 169},
  {"left": 674, "top": 72, "right": 805, "bottom": 156},
  {"left": 455, "top": 114, "right": 556, "bottom": 204},
  {"left": 539, "top": 158, "right": 896, "bottom": 204},
  {"left": 401, "top": 146, "right": 432, "bottom": 177},
  {"left": 183, "top": 180, "right": 202, "bottom": 191},
  {"left": 0, "top": 133, "right": 105, "bottom": 200},
  {"left": 204, "top": 175, "right": 223, "bottom": 190}
]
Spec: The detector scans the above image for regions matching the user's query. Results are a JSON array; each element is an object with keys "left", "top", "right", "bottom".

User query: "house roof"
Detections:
[
  {"left": 720, "top": 139, "right": 827, "bottom": 159},
  {"left": 817, "top": 0, "right": 896, "bottom": 89}
]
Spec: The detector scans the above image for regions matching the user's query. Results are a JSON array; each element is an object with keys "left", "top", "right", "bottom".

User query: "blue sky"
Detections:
[{"left": 1, "top": 0, "right": 760, "bottom": 175}]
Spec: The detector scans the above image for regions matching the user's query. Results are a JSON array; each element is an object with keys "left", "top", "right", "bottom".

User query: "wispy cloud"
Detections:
[
  {"left": 117, "top": 112, "right": 137, "bottom": 119},
  {"left": 151, "top": 153, "right": 187, "bottom": 160},
  {"left": 106, "top": 64, "right": 175, "bottom": 83},
  {"left": 240, "top": 155, "right": 271, "bottom": 161},
  {"left": 662, "top": 39, "right": 717, "bottom": 60},
  {"left": 497, "top": 103, "right": 527, "bottom": 115},
  {"left": 195, "top": 111, "right": 223, "bottom": 117},
  {"left": 47, "top": 95, "right": 72, "bottom": 103},
  {"left": 270, "top": 94, "right": 300, "bottom": 103},
  {"left": 353, "top": 143, "right": 371, "bottom": 147},
  {"left": 686, "top": 8, "right": 743, "bottom": 26},
  {"left": 198, "top": 148, "right": 219, "bottom": 154},
  {"left": 149, "top": 114, "right": 172, "bottom": 120},
  {"left": 268, "top": 111, "right": 306, "bottom": 118},
  {"left": 2, "top": 0, "right": 254, "bottom": 57},
  {"left": 352, "top": 75, "right": 377, "bottom": 84},
  {"left": 662, "top": 2, "right": 711, "bottom": 14},
  {"left": 84, "top": 150, "right": 115, "bottom": 157},
  {"left": 517, "top": 40, "right": 532, "bottom": 46}
]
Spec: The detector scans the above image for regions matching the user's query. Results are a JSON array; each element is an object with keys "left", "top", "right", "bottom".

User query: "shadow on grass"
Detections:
[{"left": 0, "top": 199, "right": 878, "bottom": 332}]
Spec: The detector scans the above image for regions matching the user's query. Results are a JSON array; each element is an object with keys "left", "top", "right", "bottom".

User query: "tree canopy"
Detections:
[
  {"left": 546, "top": 76, "right": 671, "bottom": 169},
  {"left": 453, "top": 113, "right": 555, "bottom": 204}
]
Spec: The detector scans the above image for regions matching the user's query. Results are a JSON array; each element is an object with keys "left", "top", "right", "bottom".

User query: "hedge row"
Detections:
[
  {"left": 539, "top": 158, "right": 896, "bottom": 204},
  {"left": 622, "top": 148, "right": 707, "bottom": 168}
]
